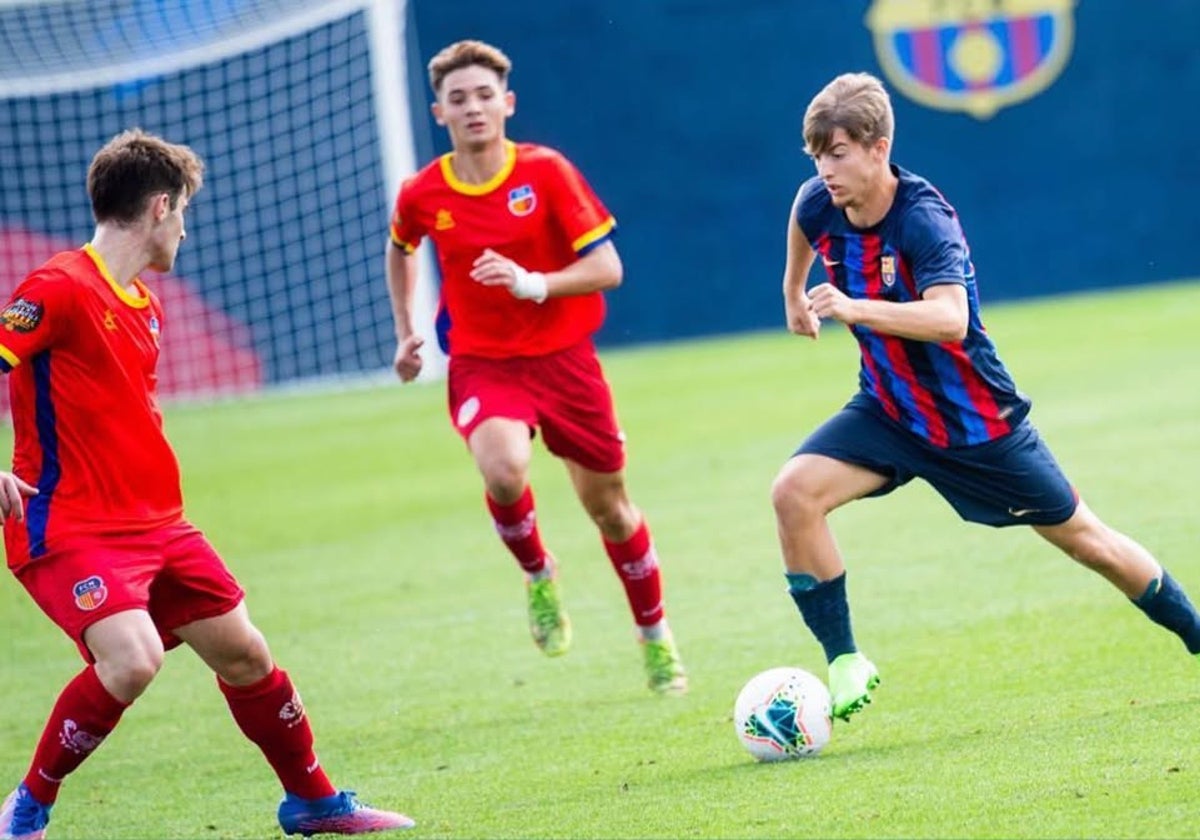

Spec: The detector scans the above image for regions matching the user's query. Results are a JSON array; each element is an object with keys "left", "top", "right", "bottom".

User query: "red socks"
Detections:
[
  {"left": 604, "top": 521, "right": 665, "bottom": 627},
  {"left": 487, "top": 486, "right": 548, "bottom": 575},
  {"left": 219, "top": 667, "right": 336, "bottom": 800},
  {"left": 23, "top": 666, "right": 127, "bottom": 804},
  {"left": 490, "top": 489, "right": 667, "bottom": 627}
]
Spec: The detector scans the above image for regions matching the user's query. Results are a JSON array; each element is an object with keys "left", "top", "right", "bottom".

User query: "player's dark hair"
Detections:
[
  {"left": 427, "top": 39, "right": 512, "bottom": 94},
  {"left": 87, "top": 128, "right": 204, "bottom": 225},
  {"left": 803, "top": 73, "right": 895, "bottom": 157}
]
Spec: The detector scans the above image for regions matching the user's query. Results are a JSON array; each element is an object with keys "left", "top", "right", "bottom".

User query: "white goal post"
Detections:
[{"left": 0, "top": 0, "right": 444, "bottom": 400}]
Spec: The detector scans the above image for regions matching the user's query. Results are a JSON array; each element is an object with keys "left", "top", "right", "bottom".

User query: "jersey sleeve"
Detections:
[
  {"left": 543, "top": 152, "right": 616, "bottom": 255},
  {"left": 389, "top": 177, "right": 425, "bottom": 253},
  {"left": 794, "top": 176, "right": 830, "bottom": 246},
  {"left": 901, "top": 201, "right": 970, "bottom": 292},
  {"left": 0, "top": 269, "right": 74, "bottom": 372}
]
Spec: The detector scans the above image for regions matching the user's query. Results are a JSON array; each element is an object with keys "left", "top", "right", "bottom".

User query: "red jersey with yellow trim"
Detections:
[
  {"left": 0, "top": 245, "right": 183, "bottom": 569},
  {"left": 390, "top": 141, "right": 616, "bottom": 358}
]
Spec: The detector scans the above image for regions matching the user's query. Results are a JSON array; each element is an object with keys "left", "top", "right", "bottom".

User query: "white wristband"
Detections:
[{"left": 510, "top": 266, "right": 548, "bottom": 303}]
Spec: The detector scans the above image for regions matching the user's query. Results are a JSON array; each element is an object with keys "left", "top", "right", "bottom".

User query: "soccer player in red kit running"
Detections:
[
  {"left": 386, "top": 40, "right": 687, "bottom": 694},
  {"left": 0, "top": 129, "right": 413, "bottom": 839}
]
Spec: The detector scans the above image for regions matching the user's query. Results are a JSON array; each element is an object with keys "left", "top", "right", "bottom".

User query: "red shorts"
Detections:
[
  {"left": 14, "top": 521, "right": 245, "bottom": 662},
  {"left": 447, "top": 339, "right": 627, "bottom": 473}
]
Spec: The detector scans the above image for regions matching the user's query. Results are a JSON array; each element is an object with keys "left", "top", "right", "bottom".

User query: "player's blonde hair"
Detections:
[
  {"left": 87, "top": 128, "right": 204, "bottom": 225},
  {"left": 427, "top": 39, "right": 512, "bottom": 94},
  {"left": 803, "top": 72, "right": 894, "bottom": 157}
]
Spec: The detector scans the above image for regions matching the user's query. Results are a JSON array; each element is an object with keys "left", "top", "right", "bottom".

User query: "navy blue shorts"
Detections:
[{"left": 795, "top": 398, "right": 1078, "bottom": 527}]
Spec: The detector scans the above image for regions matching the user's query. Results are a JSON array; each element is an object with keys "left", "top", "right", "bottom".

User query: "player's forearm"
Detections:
[
  {"left": 783, "top": 270, "right": 810, "bottom": 308},
  {"left": 385, "top": 244, "right": 418, "bottom": 338},
  {"left": 542, "top": 242, "right": 622, "bottom": 298},
  {"left": 783, "top": 217, "right": 817, "bottom": 308},
  {"left": 849, "top": 298, "right": 967, "bottom": 342}
]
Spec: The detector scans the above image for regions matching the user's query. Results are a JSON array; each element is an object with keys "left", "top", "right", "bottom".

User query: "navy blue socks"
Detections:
[
  {"left": 787, "top": 571, "right": 857, "bottom": 663},
  {"left": 1132, "top": 570, "right": 1200, "bottom": 654}
]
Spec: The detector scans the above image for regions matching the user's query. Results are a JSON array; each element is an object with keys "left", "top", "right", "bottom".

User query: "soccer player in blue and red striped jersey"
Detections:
[
  {"left": 0, "top": 129, "right": 412, "bottom": 839},
  {"left": 385, "top": 40, "right": 686, "bottom": 694},
  {"left": 772, "top": 73, "right": 1200, "bottom": 721}
]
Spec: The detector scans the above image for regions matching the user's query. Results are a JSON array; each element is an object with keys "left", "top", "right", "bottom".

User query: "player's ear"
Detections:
[
  {"left": 873, "top": 136, "right": 891, "bottom": 162},
  {"left": 431, "top": 101, "right": 446, "bottom": 126},
  {"left": 151, "top": 192, "right": 170, "bottom": 222},
  {"left": 504, "top": 89, "right": 516, "bottom": 117}
]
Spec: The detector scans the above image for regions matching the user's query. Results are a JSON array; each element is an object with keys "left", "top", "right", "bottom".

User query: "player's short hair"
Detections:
[
  {"left": 427, "top": 39, "right": 512, "bottom": 94},
  {"left": 87, "top": 128, "right": 204, "bottom": 225},
  {"left": 803, "top": 72, "right": 895, "bottom": 157}
]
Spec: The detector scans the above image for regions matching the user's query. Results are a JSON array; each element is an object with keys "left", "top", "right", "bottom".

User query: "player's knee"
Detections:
[
  {"left": 1060, "top": 526, "right": 1123, "bottom": 572},
  {"left": 216, "top": 627, "right": 274, "bottom": 685},
  {"left": 770, "top": 466, "right": 822, "bottom": 520},
  {"left": 481, "top": 462, "right": 528, "bottom": 501},
  {"left": 587, "top": 499, "right": 637, "bottom": 539},
  {"left": 97, "top": 644, "right": 164, "bottom": 700}
]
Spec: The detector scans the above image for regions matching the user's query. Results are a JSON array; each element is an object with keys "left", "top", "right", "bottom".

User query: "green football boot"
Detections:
[
  {"left": 526, "top": 571, "right": 571, "bottom": 657},
  {"left": 828, "top": 651, "right": 880, "bottom": 721},
  {"left": 642, "top": 633, "right": 688, "bottom": 695}
]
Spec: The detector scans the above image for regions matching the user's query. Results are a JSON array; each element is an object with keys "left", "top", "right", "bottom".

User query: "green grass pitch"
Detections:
[{"left": 1, "top": 282, "right": 1198, "bottom": 838}]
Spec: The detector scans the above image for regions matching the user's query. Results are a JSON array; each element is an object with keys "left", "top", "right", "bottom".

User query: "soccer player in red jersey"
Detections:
[
  {"left": 385, "top": 40, "right": 687, "bottom": 694},
  {"left": 0, "top": 129, "right": 413, "bottom": 839}
]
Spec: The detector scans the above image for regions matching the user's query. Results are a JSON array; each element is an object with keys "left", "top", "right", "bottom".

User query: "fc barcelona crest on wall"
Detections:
[{"left": 866, "top": 0, "right": 1076, "bottom": 119}]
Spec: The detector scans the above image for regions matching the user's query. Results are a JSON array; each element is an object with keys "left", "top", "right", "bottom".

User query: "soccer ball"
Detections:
[{"left": 734, "top": 666, "right": 832, "bottom": 761}]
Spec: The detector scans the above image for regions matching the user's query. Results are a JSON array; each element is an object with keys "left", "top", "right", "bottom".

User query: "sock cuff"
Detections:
[
  {"left": 788, "top": 571, "right": 846, "bottom": 598},
  {"left": 79, "top": 664, "right": 131, "bottom": 712},
  {"left": 486, "top": 486, "right": 534, "bottom": 522},
  {"left": 604, "top": 520, "right": 650, "bottom": 560},
  {"left": 218, "top": 665, "right": 286, "bottom": 700}
]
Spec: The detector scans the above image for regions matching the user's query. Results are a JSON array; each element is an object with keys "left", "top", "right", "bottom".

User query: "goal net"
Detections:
[{"left": 0, "top": 0, "right": 440, "bottom": 402}]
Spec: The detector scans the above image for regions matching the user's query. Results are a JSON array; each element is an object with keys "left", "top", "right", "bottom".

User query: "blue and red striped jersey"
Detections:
[{"left": 795, "top": 165, "right": 1030, "bottom": 448}]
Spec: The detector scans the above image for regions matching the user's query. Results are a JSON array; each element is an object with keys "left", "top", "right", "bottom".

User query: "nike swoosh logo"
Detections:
[
  {"left": 1008, "top": 507, "right": 1040, "bottom": 517},
  {"left": 822, "top": 258, "right": 841, "bottom": 267}
]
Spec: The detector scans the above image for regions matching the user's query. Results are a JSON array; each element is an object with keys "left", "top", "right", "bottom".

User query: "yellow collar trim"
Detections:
[
  {"left": 439, "top": 141, "right": 517, "bottom": 196},
  {"left": 83, "top": 243, "right": 151, "bottom": 309}
]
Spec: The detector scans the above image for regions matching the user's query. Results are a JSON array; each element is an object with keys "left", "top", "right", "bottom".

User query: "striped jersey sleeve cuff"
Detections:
[{"left": 572, "top": 217, "right": 616, "bottom": 254}]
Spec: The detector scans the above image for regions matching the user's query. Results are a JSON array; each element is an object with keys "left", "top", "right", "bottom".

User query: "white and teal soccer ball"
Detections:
[{"left": 734, "top": 666, "right": 832, "bottom": 761}]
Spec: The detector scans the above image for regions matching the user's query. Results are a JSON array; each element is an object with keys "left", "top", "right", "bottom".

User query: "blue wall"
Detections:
[{"left": 411, "top": 0, "right": 1200, "bottom": 346}]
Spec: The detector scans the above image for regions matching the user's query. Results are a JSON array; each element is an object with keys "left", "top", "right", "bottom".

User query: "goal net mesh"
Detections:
[{"left": 0, "top": 0, "right": 401, "bottom": 400}]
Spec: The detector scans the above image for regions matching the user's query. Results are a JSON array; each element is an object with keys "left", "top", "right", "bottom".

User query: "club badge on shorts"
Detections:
[{"left": 72, "top": 575, "right": 108, "bottom": 611}]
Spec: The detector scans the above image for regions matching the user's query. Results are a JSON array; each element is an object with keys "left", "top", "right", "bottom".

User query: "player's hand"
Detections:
[
  {"left": 807, "top": 283, "right": 858, "bottom": 324},
  {"left": 0, "top": 472, "right": 37, "bottom": 524},
  {"left": 786, "top": 294, "right": 821, "bottom": 339},
  {"left": 470, "top": 248, "right": 547, "bottom": 303},
  {"left": 393, "top": 334, "right": 425, "bottom": 383}
]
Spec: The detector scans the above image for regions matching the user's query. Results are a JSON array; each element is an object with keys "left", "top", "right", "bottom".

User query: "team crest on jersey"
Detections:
[
  {"left": 865, "top": 0, "right": 1076, "bottom": 119},
  {"left": 880, "top": 255, "right": 897, "bottom": 287},
  {"left": 435, "top": 209, "right": 455, "bottom": 230},
  {"left": 507, "top": 185, "right": 536, "bottom": 217},
  {"left": 72, "top": 576, "right": 108, "bottom": 611},
  {"left": 148, "top": 315, "right": 160, "bottom": 345},
  {"left": 0, "top": 297, "right": 43, "bottom": 333}
]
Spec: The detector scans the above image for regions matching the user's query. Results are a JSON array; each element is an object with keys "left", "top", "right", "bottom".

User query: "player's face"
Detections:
[
  {"left": 432, "top": 65, "right": 515, "bottom": 152},
  {"left": 811, "top": 128, "right": 889, "bottom": 210},
  {"left": 147, "top": 191, "right": 189, "bottom": 273}
]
